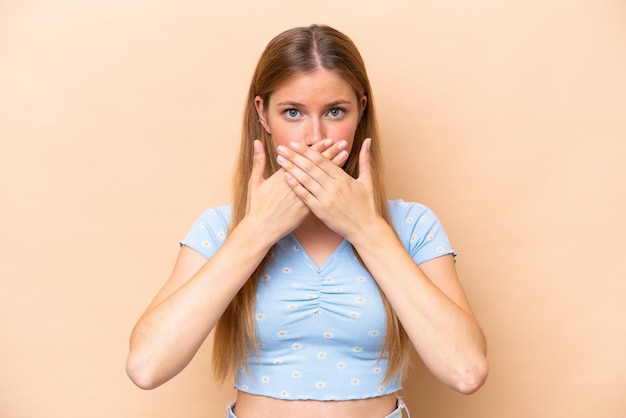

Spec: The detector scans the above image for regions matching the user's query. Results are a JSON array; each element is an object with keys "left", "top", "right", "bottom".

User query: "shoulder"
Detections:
[
  {"left": 192, "top": 205, "right": 233, "bottom": 226},
  {"left": 387, "top": 199, "right": 438, "bottom": 226},
  {"left": 180, "top": 204, "right": 232, "bottom": 259},
  {"left": 387, "top": 199, "right": 456, "bottom": 264}
]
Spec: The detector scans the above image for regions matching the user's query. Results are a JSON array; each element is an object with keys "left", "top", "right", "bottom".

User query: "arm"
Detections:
[
  {"left": 276, "top": 139, "right": 488, "bottom": 394},
  {"left": 126, "top": 139, "right": 348, "bottom": 389},
  {"left": 350, "top": 223, "right": 488, "bottom": 394},
  {"left": 126, "top": 218, "right": 274, "bottom": 389}
]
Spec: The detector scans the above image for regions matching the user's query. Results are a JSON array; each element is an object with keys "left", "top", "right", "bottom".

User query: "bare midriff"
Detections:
[{"left": 232, "top": 392, "right": 398, "bottom": 418}]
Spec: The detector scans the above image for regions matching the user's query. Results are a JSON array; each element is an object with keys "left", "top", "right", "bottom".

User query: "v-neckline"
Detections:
[{"left": 286, "top": 233, "right": 348, "bottom": 272}]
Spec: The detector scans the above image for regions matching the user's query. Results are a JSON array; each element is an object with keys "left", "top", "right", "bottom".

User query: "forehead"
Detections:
[{"left": 269, "top": 69, "right": 357, "bottom": 104}]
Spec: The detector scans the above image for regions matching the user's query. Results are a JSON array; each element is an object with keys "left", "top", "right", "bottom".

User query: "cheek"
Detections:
[
  {"left": 334, "top": 124, "right": 358, "bottom": 150},
  {"left": 268, "top": 125, "right": 295, "bottom": 149}
]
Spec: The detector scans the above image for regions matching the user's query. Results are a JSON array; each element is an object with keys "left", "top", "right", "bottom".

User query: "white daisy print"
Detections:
[
  {"left": 274, "top": 359, "right": 282, "bottom": 365},
  {"left": 317, "top": 352, "right": 326, "bottom": 360},
  {"left": 202, "top": 240, "right": 211, "bottom": 248},
  {"left": 282, "top": 267, "right": 292, "bottom": 273},
  {"left": 316, "top": 381, "right": 326, "bottom": 389},
  {"left": 353, "top": 347, "right": 362, "bottom": 353},
  {"left": 198, "top": 222, "right": 205, "bottom": 228},
  {"left": 256, "top": 313, "right": 265, "bottom": 321},
  {"left": 420, "top": 216, "right": 428, "bottom": 222},
  {"left": 337, "top": 362, "right": 346, "bottom": 369},
  {"left": 406, "top": 217, "right": 414, "bottom": 224},
  {"left": 373, "top": 366, "right": 382, "bottom": 374},
  {"left": 261, "top": 376, "right": 270, "bottom": 383},
  {"left": 437, "top": 246, "right": 444, "bottom": 253},
  {"left": 369, "top": 330, "right": 380, "bottom": 337},
  {"left": 292, "top": 245, "right": 300, "bottom": 252},
  {"left": 292, "top": 371, "right": 302, "bottom": 378},
  {"left": 349, "top": 311, "right": 361, "bottom": 319},
  {"left": 355, "top": 297, "right": 366, "bottom": 304},
  {"left": 277, "top": 330, "right": 288, "bottom": 338},
  {"left": 218, "top": 231, "right": 225, "bottom": 239},
  {"left": 292, "top": 343, "right": 302, "bottom": 350},
  {"left": 287, "top": 304, "right": 297, "bottom": 311},
  {"left": 280, "top": 390, "right": 289, "bottom": 397},
  {"left": 428, "top": 234, "right": 434, "bottom": 241},
  {"left": 323, "top": 332, "right": 334, "bottom": 339},
  {"left": 351, "top": 378, "right": 360, "bottom": 385},
  {"left": 356, "top": 276, "right": 366, "bottom": 283},
  {"left": 262, "top": 274, "right": 270, "bottom": 283}
]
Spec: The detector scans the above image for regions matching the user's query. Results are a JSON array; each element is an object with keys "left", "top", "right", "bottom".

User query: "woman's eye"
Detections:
[
  {"left": 286, "top": 109, "right": 301, "bottom": 119},
  {"left": 328, "top": 108, "right": 345, "bottom": 118}
]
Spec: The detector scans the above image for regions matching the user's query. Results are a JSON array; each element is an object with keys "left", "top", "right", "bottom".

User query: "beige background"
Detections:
[{"left": 1, "top": 0, "right": 625, "bottom": 417}]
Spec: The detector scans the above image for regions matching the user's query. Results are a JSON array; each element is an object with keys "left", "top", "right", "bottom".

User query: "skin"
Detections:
[{"left": 126, "top": 68, "right": 488, "bottom": 418}]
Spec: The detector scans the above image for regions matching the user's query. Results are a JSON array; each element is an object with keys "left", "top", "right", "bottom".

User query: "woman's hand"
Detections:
[
  {"left": 275, "top": 138, "right": 379, "bottom": 241},
  {"left": 245, "top": 138, "right": 349, "bottom": 243}
]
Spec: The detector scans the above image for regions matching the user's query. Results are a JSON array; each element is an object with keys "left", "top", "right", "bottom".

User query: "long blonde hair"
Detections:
[{"left": 212, "top": 24, "right": 408, "bottom": 384}]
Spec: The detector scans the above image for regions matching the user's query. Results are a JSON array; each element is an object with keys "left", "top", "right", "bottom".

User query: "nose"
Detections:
[{"left": 304, "top": 118, "right": 324, "bottom": 146}]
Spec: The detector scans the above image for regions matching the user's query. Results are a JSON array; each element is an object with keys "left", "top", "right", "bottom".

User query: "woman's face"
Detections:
[{"left": 255, "top": 69, "right": 366, "bottom": 156}]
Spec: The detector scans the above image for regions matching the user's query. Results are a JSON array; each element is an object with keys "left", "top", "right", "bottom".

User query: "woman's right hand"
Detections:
[{"left": 244, "top": 138, "right": 348, "bottom": 244}]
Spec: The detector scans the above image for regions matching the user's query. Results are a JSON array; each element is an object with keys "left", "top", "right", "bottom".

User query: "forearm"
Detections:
[
  {"left": 350, "top": 218, "right": 488, "bottom": 394},
  {"left": 126, "top": 217, "right": 273, "bottom": 389}
]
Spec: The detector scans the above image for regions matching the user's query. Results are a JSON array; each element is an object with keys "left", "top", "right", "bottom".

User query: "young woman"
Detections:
[{"left": 126, "top": 24, "right": 488, "bottom": 418}]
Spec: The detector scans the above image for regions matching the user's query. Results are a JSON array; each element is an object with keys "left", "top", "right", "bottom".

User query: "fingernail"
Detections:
[
  {"left": 337, "top": 150, "right": 348, "bottom": 161},
  {"left": 254, "top": 141, "right": 260, "bottom": 153},
  {"left": 337, "top": 140, "right": 348, "bottom": 150},
  {"left": 277, "top": 145, "right": 287, "bottom": 154},
  {"left": 324, "top": 138, "right": 333, "bottom": 147},
  {"left": 276, "top": 155, "right": 287, "bottom": 165},
  {"left": 290, "top": 141, "right": 302, "bottom": 150}
]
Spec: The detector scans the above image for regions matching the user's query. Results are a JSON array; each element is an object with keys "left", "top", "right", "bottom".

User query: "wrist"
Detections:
[
  {"left": 348, "top": 215, "right": 393, "bottom": 249},
  {"left": 234, "top": 216, "right": 277, "bottom": 254}
]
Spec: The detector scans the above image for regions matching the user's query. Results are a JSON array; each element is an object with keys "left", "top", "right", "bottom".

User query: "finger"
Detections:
[
  {"left": 276, "top": 149, "right": 325, "bottom": 198},
  {"left": 329, "top": 148, "right": 349, "bottom": 166},
  {"left": 249, "top": 140, "right": 266, "bottom": 187},
  {"left": 305, "top": 138, "right": 349, "bottom": 167},
  {"left": 309, "top": 138, "right": 334, "bottom": 153},
  {"left": 287, "top": 141, "right": 344, "bottom": 180},
  {"left": 358, "top": 138, "right": 372, "bottom": 183},
  {"left": 323, "top": 140, "right": 350, "bottom": 166},
  {"left": 283, "top": 171, "right": 320, "bottom": 208}
]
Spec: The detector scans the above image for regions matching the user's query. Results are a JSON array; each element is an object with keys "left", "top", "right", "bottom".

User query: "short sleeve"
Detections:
[
  {"left": 180, "top": 205, "right": 232, "bottom": 259},
  {"left": 388, "top": 199, "right": 456, "bottom": 265}
]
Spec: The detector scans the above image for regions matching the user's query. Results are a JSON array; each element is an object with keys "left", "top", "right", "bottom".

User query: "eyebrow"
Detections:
[{"left": 275, "top": 99, "right": 353, "bottom": 108}]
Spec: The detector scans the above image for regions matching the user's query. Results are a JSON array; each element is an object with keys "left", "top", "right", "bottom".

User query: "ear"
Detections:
[
  {"left": 360, "top": 95, "right": 368, "bottom": 118},
  {"left": 254, "top": 95, "right": 271, "bottom": 134}
]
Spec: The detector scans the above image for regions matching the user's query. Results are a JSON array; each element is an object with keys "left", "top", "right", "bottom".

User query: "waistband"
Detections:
[{"left": 226, "top": 397, "right": 410, "bottom": 418}]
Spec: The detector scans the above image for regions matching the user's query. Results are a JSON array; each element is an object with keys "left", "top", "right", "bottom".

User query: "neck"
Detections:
[
  {"left": 292, "top": 214, "right": 344, "bottom": 267},
  {"left": 294, "top": 214, "right": 332, "bottom": 238}
]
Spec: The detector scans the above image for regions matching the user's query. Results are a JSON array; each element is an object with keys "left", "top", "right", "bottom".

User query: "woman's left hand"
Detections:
[{"left": 275, "top": 138, "right": 379, "bottom": 241}]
